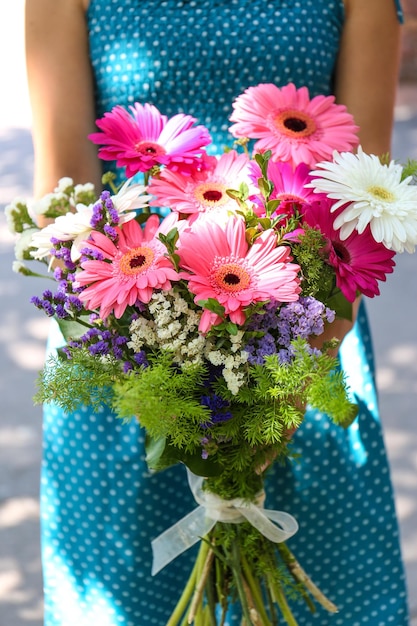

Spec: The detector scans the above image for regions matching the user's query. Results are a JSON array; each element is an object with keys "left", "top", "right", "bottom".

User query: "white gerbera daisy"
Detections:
[{"left": 308, "top": 147, "right": 417, "bottom": 253}]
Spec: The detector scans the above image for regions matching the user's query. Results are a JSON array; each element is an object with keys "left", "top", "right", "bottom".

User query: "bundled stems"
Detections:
[
  {"left": 165, "top": 479, "right": 338, "bottom": 626},
  {"left": 277, "top": 544, "right": 338, "bottom": 613}
]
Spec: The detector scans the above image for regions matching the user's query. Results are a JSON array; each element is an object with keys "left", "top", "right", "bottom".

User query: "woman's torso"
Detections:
[{"left": 86, "top": 0, "right": 345, "bottom": 151}]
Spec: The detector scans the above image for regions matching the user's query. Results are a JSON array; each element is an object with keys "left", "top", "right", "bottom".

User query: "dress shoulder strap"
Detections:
[{"left": 394, "top": 0, "right": 404, "bottom": 24}]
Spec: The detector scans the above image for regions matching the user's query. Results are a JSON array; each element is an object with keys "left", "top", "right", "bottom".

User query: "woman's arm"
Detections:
[
  {"left": 335, "top": 0, "right": 402, "bottom": 155},
  {"left": 25, "top": 0, "right": 101, "bottom": 207},
  {"left": 313, "top": 0, "right": 402, "bottom": 349}
]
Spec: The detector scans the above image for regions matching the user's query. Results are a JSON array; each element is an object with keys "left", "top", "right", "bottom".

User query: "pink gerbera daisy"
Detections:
[
  {"left": 303, "top": 199, "right": 396, "bottom": 302},
  {"left": 89, "top": 103, "right": 212, "bottom": 177},
  {"left": 74, "top": 214, "right": 181, "bottom": 319},
  {"left": 249, "top": 160, "right": 318, "bottom": 222},
  {"left": 229, "top": 83, "right": 359, "bottom": 168},
  {"left": 148, "top": 150, "right": 251, "bottom": 221},
  {"left": 178, "top": 215, "right": 301, "bottom": 332}
]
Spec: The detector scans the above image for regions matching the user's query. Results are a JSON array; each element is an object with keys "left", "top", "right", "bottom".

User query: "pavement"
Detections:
[{"left": 0, "top": 2, "right": 417, "bottom": 625}]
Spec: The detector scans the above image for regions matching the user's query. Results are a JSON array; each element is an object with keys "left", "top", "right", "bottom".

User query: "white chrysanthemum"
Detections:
[
  {"left": 112, "top": 179, "right": 151, "bottom": 213},
  {"left": 30, "top": 204, "right": 96, "bottom": 261},
  {"left": 309, "top": 147, "right": 417, "bottom": 253},
  {"left": 30, "top": 180, "right": 151, "bottom": 262}
]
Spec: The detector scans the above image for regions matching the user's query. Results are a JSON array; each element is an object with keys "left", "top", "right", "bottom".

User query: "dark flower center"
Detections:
[
  {"left": 224, "top": 273, "right": 240, "bottom": 285},
  {"left": 119, "top": 246, "right": 155, "bottom": 276},
  {"left": 333, "top": 242, "right": 351, "bottom": 264},
  {"left": 130, "top": 255, "right": 147, "bottom": 268},
  {"left": 203, "top": 189, "right": 223, "bottom": 202},
  {"left": 283, "top": 117, "right": 308, "bottom": 133},
  {"left": 274, "top": 108, "right": 317, "bottom": 138},
  {"left": 134, "top": 141, "right": 166, "bottom": 157}
]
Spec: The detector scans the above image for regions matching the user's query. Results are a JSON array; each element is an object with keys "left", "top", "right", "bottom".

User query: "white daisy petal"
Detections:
[{"left": 309, "top": 146, "right": 417, "bottom": 253}]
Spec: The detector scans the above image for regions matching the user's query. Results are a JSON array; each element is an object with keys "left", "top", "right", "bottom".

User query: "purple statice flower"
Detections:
[
  {"left": 90, "top": 197, "right": 106, "bottom": 228},
  {"left": 89, "top": 190, "right": 120, "bottom": 237},
  {"left": 53, "top": 267, "right": 65, "bottom": 281},
  {"left": 52, "top": 246, "right": 77, "bottom": 271},
  {"left": 122, "top": 350, "right": 148, "bottom": 373},
  {"left": 200, "top": 393, "right": 232, "bottom": 428},
  {"left": 65, "top": 326, "right": 131, "bottom": 364},
  {"left": 133, "top": 350, "right": 148, "bottom": 367},
  {"left": 103, "top": 224, "right": 118, "bottom": 239},
  {"left": 244, "top": 332, "right": 276, "bottom": 365},
  {"left": 31, "top": 288, "right": 84, "bottom": 320},
  {"left": 66, "top": 295, "right": 84, "bottom": 313},
  {"left": 245, "top": 296, "right": 335, "bottom": 365},
  {"left": 79, "top": 246, "right": 104, "bottom": 261},
  {"left": 201, "top": 436, "right": 210, "bottom": 460}
]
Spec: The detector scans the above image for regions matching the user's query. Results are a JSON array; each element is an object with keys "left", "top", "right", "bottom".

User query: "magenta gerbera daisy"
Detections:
[
  {"left": 74, "top": 214, "right": 181, "bottom": 319},
  {"left": 178, "top": 215, "right": 301, "bottom": 331},
  {"left": 303, "top": 199, "right": 396, "bottom": 302},
  {"left": 89, "top": 103, "right": 212, "bottom": 177},
  {"left": 249, "top": 160, "right": 318, "bottom": 222},
  {"left": 229, "top": 83, "right": 359, "bottom": 168},
  {"left": 148, "top": 150, "right": 252, "bottom": 221}
]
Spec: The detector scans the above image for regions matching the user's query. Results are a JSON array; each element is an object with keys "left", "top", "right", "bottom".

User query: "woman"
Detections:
[{"left": 25, "top": 0, "right": 410, "bottom": 624}]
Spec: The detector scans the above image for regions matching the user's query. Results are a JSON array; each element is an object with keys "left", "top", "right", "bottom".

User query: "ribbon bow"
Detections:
[{"left": 151, "top": 470, "right": 299, "bottom": 575}]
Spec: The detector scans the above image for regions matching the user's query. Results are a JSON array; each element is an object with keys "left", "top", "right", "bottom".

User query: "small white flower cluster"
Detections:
[
  {"left": 31, "top": 178, "right": 95, "bottom": 216},
  {"left": 4, "top": 198, "right": 27, "bottom": 235},
  {"left": 128, "top": 291, "right": 249, "bottom": 394},
  {"left": 128, "top": 290, "right": 207, "bottom": 367},
  {"left": 205, "top": 331, "right": 249, "bottom": 395},
  {"left": 5, "top": 178, "right": 97, "bottom": 266}
]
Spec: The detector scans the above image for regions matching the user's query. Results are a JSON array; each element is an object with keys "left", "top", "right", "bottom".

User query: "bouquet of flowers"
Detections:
[{"left": 7, "top": 83, "right": 417, "bottom": 625}]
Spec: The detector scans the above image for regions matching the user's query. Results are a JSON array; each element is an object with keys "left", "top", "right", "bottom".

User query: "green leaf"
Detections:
[
  {"left": 145, "top": 435, "right": 169, "bottom": 470},
  {"left": 182, "top": 451, "right": 223, "bottom": 477},
  {"left": 326, "top": 290, "right": 353, "bottom": 321},
  {"left": 198, "top": 298, "right": 225, "bottom": 317},
  {"left": 145, "top": 434, "right": 222, "bottom": 476},
  {"left": 56, "top": 316, "right": 92, "bottom": 341},
  {"left": 264, "top": 200, "right": 281, "bottom": 216}
]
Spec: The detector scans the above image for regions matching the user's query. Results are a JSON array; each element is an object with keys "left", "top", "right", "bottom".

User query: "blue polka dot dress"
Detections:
[{"left": 40, "top": 1, "right": 410, "bottom": 624}]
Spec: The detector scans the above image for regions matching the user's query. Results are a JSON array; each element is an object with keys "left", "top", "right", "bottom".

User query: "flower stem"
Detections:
[
  {"left": 267, "top": 575, "right": 299, "bottom": 626},
  {"left": 277, "top": 544, "right": 338, "bottom": 613},
  {"left": 230, "top": 540, "right": 254, "bottom": 626},
  {"left": 166, "top": 549, "right": 200, "bottom": 626},
  {"left": 187, "top": 539, "right": 214, "bottom": 624},
  {"left": 241, "top": 554, "right": 272, "bottom": 626}
]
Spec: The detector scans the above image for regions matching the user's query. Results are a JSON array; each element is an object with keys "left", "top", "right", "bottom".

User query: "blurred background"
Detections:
[{"left": 0, "top": 1, "right": 416, "bottom": 625}]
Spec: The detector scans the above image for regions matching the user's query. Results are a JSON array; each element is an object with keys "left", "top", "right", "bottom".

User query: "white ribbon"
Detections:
[{"left": 151, "top": 469, "right": 299, "bottom": 575}]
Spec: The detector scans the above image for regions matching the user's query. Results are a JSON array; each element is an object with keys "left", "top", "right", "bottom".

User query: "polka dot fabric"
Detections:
[{"left": 41, "top": 1, "right": 409, "bottom": 624}]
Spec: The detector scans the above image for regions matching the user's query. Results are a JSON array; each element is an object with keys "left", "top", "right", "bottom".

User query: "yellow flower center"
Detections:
[
  {"left": 367, "top": 185, "right": 395, "bottom": 202},
  {"left": 273, "top": 109, "right": 317, "bottom": 138},
  {"left": 212, "top": 262, "right": 251, "bottom": 293},
  {"left": 119, "top": 246, "right": 154, "bottom": 276},
  {"left": 194, "top": 182, "right": 229, "bottom": 207}
]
